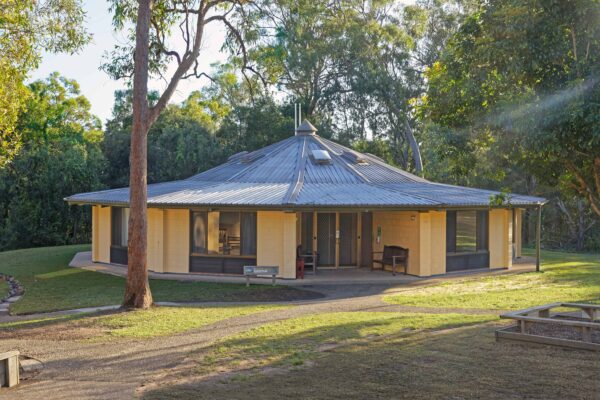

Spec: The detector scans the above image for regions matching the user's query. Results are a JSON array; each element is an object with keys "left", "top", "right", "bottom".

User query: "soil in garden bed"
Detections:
[{"left": 509, "top": 319, "right": 600, "bottom": 344}]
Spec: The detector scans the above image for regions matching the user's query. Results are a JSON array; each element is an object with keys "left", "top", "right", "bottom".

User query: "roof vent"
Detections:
[
  {"left": 311, "top": 149, "right": 332, "bottom": 165},
  {"left": 296, "top": 120, "right": 318, "bottom": 136},
  {"left": 241, "top": 151, "right": 264, "bottom": 163},
  {"left": 342, "top": 150, "right": 368, "bottom": 165},
  {"left": 228, "top": 151, "right": 248, "bottom": 162}
]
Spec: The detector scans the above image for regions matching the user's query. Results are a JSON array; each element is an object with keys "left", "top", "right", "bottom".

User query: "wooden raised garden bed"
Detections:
[{"left": 496, "top": 303, "right": 600, "bottom": 351}]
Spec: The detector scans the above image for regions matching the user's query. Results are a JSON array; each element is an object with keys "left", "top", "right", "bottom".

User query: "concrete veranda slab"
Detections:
[{"left": 69, "top": 251, "right": 537, "bottom": 287}]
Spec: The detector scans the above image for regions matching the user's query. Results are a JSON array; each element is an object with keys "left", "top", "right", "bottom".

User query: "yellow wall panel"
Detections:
[
  {"left": 147, "top": 208, "right": 164, "bottom": 272},
  {"left": 372, "top": 211, "right": 421, "bottom": 275},
  {"left": 425, "top": 211, "right": 446, "bottom": 276},
  {"left": 257, "top": 211, "right": 296, "bottom": 278},
  {"left": 163, "top": 209, "right": 189, "bottom": 273},
  {"left": 96, "top": 206, "right": 111, "bottom": 263},
  {"left": 92, "top": 206, "right": 99, "bottom": 261},
  {"left": 489, "top": 209, "right": 512, "bottom": 269},
  {"left": 514, "top": 208, "right": 523, "bottom": 258}
]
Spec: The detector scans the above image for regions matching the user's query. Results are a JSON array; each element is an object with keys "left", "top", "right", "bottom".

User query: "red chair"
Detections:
[{"left": 296, "top": 258, "right": 305, "bottom": 279}]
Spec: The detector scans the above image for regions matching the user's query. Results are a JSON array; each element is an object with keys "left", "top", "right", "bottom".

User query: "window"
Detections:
[
  {"left": 111, "top": 207, "right": 129, "bottom": 247},
  {"left": 191, "top": 211, "right": 256, "bottom": 257},
  {"left": 447, "top": 210, "right": 488, "bottom": 253},
  {"left": 456, "top": 211, "right": 476, "bottom": 252}
]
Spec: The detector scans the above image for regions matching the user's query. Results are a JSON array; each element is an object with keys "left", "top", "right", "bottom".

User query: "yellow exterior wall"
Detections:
[
  {"left": 163, "top": 209, "right": 190, "bottom": 273},
  {"left": 92, "top": 205, "right": 99, "bottom": 261},
  {"left": 94, "top": 205, "right": 111, "bottom": 263},
  {"left": 372, "top": 211, "right": 421, "bottom": 275},
  {"left": 257, "top": 211, "right": 297, "bottom": 278},
  {"left": 147, "top": 208, "right": 164, "bottom": 272},
  {"left": 514, "top": 208, "right": 523, "bottom": 258},
  {"left": 419, "top": 211, "right": 446, "bottom": 276},
  {"left": 489, "top": 209, "right": 513, "bottom": 269}
]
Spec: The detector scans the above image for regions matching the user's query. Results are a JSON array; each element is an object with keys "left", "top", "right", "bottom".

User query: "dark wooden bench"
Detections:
[{"left": 372, "top": 245, "right": 409, "bottom": 275}]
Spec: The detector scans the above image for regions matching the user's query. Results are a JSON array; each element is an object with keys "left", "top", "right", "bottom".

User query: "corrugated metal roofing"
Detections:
[{"left": 66, "top": 121, "right": 546, "bottom": 209}]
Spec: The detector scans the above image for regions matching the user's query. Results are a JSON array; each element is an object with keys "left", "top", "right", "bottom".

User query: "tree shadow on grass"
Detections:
[
  {"left": 141, "top": 321, "right": 600, "bottom": 400},
  {"left": 141, "top": 312, "right": 495, "bottom": 399}
]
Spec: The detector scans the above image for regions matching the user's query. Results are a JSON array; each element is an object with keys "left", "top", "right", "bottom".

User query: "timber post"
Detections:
[{"left": 535, "top": 205, "right": 542, "bottom": 272}]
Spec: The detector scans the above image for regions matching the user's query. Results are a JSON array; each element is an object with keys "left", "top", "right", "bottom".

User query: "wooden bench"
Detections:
[
  {"left": 0, "top": 350, "right": 19, "bottom": 388},
  {"left": 372, "top": 245, "right": 409, "bottom": 275}
]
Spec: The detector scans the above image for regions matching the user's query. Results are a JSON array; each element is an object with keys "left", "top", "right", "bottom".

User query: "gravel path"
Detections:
[{"left": 1, "top": 284, "right": 502, "bottom": 399}]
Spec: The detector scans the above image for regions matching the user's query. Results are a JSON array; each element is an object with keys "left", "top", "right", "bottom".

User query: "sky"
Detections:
[{"left": 31, "top": 0, "right": 227, "bottom": 125}]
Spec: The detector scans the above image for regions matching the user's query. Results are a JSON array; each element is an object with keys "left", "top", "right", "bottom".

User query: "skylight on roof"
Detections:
[{"left": 311, "top": 149, "right": 332, "bottom": 164}]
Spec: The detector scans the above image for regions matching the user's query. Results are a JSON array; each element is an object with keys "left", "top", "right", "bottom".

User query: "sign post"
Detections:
[{"left": 243, "top": 266, "right": 279, "bottom": 286}]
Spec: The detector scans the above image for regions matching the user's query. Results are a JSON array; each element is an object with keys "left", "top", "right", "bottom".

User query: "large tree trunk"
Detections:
[
  {"left": 123, "top": 0, "right": 153, "bottom": 309},
  {"left": 404, "top": 120, "right": 423, "bottom": 175}
]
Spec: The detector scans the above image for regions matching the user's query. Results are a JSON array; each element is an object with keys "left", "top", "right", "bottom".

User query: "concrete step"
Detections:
[{"left": 6, "top": 296, "right": 21, "bottom": 303}]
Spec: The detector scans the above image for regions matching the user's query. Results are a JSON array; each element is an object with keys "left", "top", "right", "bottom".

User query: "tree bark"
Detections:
[
  {"left": 404, "top": 120, "right": 423, "bottom": 175},
  {"left": 123, "top": 0, "right": 153, "bottom": 309}
]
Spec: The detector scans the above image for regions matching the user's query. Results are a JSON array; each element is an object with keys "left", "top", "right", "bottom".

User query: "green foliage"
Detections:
[
  {"left": 0, "top": 74, "right": 106, "bottom": 250},
  {"left": 421, "top": 0, "right": 600, "bottom": 204},
  {"left": 420, "top": 0, "right": 600, "bottom": 249},
  {"left": 0, "top": 0, "right": 89, "bottom": 166}
]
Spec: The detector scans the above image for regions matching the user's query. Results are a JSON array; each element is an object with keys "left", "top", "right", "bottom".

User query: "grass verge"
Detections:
[
  {"left": 0, "top": 305, "right": 286, "bottom": 340},
  {"left": 0, "top": 245, "right": 317, "bottom": 314},
  {"left": 384, "top": 250, "right": 600, "bottom": 310}
]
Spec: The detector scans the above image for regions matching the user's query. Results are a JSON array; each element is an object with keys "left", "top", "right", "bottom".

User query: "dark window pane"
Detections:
[
  {"left": 191, "top": 211, "right": 208, "bottom": 254},
  {"left": 240, "top": 212, "right": 257, "bottom": 256},
  {"left": 111, "top": 207, "right": 129, "bottom": 247},
  {"left": 446, "top": 211, "right": 457, "bottom": 253},
  {"left": 456, "top": 211, "right": 476, "bottom": 252},
  {"left": 301, "top": 212, "right": 313, "bottom": 253},
  {"left": 476, "top": 210, "right": 489, "bottom": 250}
]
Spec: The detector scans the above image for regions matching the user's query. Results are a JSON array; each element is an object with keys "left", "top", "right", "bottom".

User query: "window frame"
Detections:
[
  {"left": 111, "top": 207, "right": 129, "bottom": 248},
  {"left": 189, "top": 210, "right": 257, "bottom": 258}
]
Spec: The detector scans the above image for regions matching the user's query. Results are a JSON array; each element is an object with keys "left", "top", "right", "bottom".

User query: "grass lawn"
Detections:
[
  {"left": 0, "top": 245, "right": 317, "bottom": 314},
  {"left": 0, "top": 305, "right": 285, "bottom": 340},
  {"left": 384, "top": 249, "right": 600, "bottom": 310},
  {"left": 1, "top": 279, "right": 8, "bottom": 298},
  {"left": 198, "top": 312, "right": 495, "bottom": 373},
  {"left": 143, "top": 321, "right": 600, "bottom": 399}
]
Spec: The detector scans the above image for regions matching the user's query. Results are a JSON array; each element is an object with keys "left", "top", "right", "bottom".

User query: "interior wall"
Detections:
[
  {"left": 163, "top": 209, "right": 190, "bottom": 273},
  {"left": 372, "top": 211, "right": 421, "bottom": 275},
  {"left": 256, "top": 211, "right": 296, "bottom": 278},
  {"left": 207, "top": 211, "right": 219, "bottom": 254},
  {"left": 489, "top": 209, "right": 513, "bottom": 269}
]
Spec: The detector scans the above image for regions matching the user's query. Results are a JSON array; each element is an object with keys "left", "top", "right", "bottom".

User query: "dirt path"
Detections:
[{"left": 1, "top": 286, "right": 502, "bottom": 399}]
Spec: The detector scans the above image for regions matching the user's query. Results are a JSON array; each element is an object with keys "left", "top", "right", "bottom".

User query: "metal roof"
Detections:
[{"left": 66, "top": 120, "right": 546, "bottom": 209}]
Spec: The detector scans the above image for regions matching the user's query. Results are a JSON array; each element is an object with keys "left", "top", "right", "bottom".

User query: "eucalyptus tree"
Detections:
[
  {"left": 240, "top": 0, "right": 471, "bottom": 173},
  {"left": 422, "top": 0, "right": 600, "bottom": 217},
  {"left": 104, "top": 0, "right": 259, "bottom": 308},
  {"left": 0, "top": 0, "right": 89, "bottom": 167}
]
